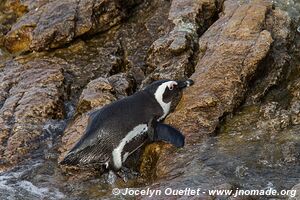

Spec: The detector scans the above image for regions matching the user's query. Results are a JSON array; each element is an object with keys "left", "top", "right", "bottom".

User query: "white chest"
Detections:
[{"left": 112, "top": 124, "right": 148, "bottom": 169}]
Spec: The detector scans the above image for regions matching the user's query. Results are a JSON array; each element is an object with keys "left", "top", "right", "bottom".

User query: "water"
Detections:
[{"left": 0, "top": 160, "right": 64, "bottom": 200}]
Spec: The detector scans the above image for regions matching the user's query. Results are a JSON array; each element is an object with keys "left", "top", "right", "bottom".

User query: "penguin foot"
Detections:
[{"left": 116, "top": 169, "right": 129, "bottom": 183}]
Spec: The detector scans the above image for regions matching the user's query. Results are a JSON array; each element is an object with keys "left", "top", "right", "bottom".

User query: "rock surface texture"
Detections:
[
  {"left": 0, "top": 57, "right": 64, "bottom": 171},
  {"left": 4, "top": 0, "right": 142, "bottom": 53},
  {"left": 167, "top": 0, "right": 273, "bottom": 142},
  {"left": 138, "top": 0, "right": 294, "bottom": 196},
  {"left": 0, "top": 0, "right": 298, "bottom": 199}
]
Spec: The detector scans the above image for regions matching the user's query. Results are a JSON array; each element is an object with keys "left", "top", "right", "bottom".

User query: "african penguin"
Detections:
[{"left": 60, "top": 79, "right": 194, "bottom": 171}]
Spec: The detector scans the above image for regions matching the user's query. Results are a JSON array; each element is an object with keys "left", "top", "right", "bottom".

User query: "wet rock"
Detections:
[
  {"left": 140, "top": 0, "right": 282, "bottom": 192},
  {"left": 168, "top": 0, "right": 273, "bottom": 142},
  {"left": 258, "top": 102, "right": 291, "bottom": 131},
  {"left": 4, "top": 0, "right": 142, "bottom": 53},
  {"left": 288, "top": 74, "right": 300, "bottom": 125},
  {"left": 289, "top": 183, "right": 300, "bottom": 200},
  {"left": 246, "top": 7, "right": 291, "bottom": 103},
  {"left": 76, "top": 77, "right": 116, "bottom": 115},
  {"left": 139, "top": 142, "right": 173, "bottom": 180},
  {"left": 0, "top": 56, "right": 65, "bottom": 171},
  {"left": 142, "top": 0, "right": 218, "bottom": 85}
]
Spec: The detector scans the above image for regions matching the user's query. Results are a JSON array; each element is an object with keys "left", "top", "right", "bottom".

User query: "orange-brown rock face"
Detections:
[
  {"left": 167, "top": 0, "right": 273, "bottom": 142},
  {"left": 0, "top": 0, "right": 298, "bottom": 198},
  {"left": 4, "top": 0, "right": 142, "bottom": 53},
  {"left": 139, "top": 0, "right": 290, "bottom": 187},
  {"left": 0, "top": 57, "right": 65, "bottom": 171}
]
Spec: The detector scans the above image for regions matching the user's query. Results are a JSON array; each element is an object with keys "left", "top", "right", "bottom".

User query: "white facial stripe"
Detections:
[
  {"left": 112, "top": 124, "right": 148, "bottom": 169},
  {"left": 154, "top": 81, "right": 177, "bottom": 121}
]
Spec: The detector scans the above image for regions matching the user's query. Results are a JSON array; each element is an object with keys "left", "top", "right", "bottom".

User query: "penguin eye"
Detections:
[{"left": 168, "top": 82, "right": 177, "bottom": 91}]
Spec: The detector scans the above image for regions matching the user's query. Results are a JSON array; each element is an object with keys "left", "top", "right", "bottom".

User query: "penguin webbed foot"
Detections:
[
  {"left": 153, "top": 123, "right": 185, "bottom": 148},
  {"left": 116, "top": 169, "right": 129, "bottom": 183}
]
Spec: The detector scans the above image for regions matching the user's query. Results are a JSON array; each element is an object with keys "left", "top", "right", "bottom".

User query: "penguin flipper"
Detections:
[{"left": 152, "top": 123, "right": 185, "bottom": 147}]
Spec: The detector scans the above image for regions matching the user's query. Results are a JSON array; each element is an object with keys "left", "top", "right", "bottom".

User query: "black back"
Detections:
[{"left": 61, "top": 90, "right": 163, "bottom": 167}]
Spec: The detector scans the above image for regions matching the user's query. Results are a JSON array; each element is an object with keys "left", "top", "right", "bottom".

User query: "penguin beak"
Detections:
[{"left": 177, "top": 79, "right": 194, "bottom": 89}]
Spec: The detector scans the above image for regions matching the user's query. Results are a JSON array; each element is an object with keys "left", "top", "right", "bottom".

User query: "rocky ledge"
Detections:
[
  {"left": 3, "top": 0, "right": 142, "bottom": 53},
  {"left": 0, "top": 0, "right": 299, "bottom": 199}
]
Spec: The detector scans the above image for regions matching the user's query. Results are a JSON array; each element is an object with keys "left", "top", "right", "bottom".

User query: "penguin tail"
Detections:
[{"left": 59, "top": 152, "right": 80, "bottom": 166}]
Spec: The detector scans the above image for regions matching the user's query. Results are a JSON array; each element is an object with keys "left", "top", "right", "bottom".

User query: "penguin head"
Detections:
[{"left": 144, "top": 79, "right": 194, "bottom": 120}]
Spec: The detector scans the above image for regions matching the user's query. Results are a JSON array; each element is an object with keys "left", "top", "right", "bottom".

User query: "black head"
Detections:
[{"left": 143, "top": 79, "right": 194, "bottom": 120}]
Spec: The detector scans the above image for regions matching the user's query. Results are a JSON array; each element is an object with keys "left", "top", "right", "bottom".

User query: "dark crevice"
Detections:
[
  {"left": 187, "top": 0, "right": 222, "bottom": 79},
  {"left": 108, "top": 40, "right": 128, "bottom": 76}
]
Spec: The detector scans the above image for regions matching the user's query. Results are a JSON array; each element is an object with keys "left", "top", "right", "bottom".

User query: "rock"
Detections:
[
  {"left": 0, "top": 56, "right": 65, "bottom": 171},
  {"left": 168, "top": 0, "right": 273, "bottom": 143},
  {"left": 4, "top": 0, "right": 142, "bottom": 53},
  {"left": 139, "top": 142, "right": 173, "bottom": 180},
  {"left": 4, "top": 0, "right": 51, "bottom": 15},
  {"left": 140, "top": 0, "right": 279, "bottom": 192},
  {"left": 108, "top": 73, "right": 134, "bottom": 98},
  {"left": 142, "top": 0, "right": 218, "bottom": 85},
  {"left": 246, "top": 7, "right": 291, "bottom": 103},
  {"left": 116, "top": 0, "right": 173, "bottom": 85},
  {"left": 76, "top": 77, "right": 116, "bottom": 115},
  {"left": 0, "top": 1, "right": 20, "bottom": 48},
  {"left": 289, "top": 183, "right": 300, "bottom": 200}
]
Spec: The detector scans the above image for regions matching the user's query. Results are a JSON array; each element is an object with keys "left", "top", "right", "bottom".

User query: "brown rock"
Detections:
[
  {"left": 114, "top": 0, "right": 173, "bottom": 87},
  {"left": 76, "top": 77, "right": 116, "bottom": 115},
  {"left": 0, "top": 56, "right": 65, "bottom": 170},
  {"left": 4, "top": 0, "right": 142, "bottom": 53},
  {"left": 3, "top": 0, "right": 30, "bottom": 17},
  {"left": 167, "top": 0, "right": 273, "bottom": 143},
  {"left": 142, "top": 0, "right": 218, "bottom": 85},
  {"left": 140, "top": 0, "right": 278, "bottom": 192},
  {"left": 246, "top": 7, "right": 291, "bottom": 103},
  {"left": 4, "top": 0, "right": 51, "bottom": 15}
]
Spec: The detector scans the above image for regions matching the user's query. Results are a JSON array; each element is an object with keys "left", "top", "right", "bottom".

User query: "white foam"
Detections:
[
  {"left": 18, "top": 181, "right": 49, "bottom": 196},
  {"left": 0, "top": 161, "right": 64, "bottom": 200}
]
